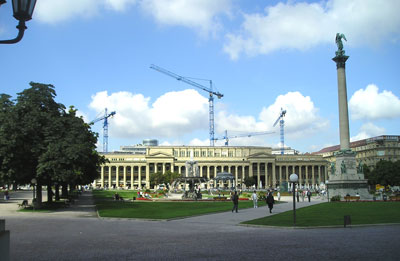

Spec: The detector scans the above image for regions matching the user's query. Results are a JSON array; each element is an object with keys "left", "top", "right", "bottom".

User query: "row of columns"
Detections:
[{"left": 98, "top": 162, "right": 327, "bottom": 189}]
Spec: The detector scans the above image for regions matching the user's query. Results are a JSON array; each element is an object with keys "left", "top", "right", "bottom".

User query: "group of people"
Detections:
[
  {"left": 295, "top": 189, "right": 312, "bottom": 202},
  {"left": 231, "top": 190, "right": 276, "bottom": 214}
]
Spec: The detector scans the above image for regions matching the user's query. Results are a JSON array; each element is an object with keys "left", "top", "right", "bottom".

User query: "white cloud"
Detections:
[
  {"left": 189, "top": 138, "right": 209, "bottom": 146},
  {"left": 224, "top": 0, "right": 400, "bottom": 59},
  {"left": 258, "top": 91, "right": 329, "bottom": 136},
  {"left": 139, "top": 0, "right": 231, "bottom": 36},
  {"left": 89, "top": 89, "right": 208, "bottom": 139},
  {"left": 349, "top": 84, "right": 400, "bottom": 120},
  {"left": 213, "top": 91, "right": 328, "bottom": 146},
  {"left": 350, "top": 122, "right": 385, "bottom": 141},
  {"left": 34, "top": 0, "right": 136, "bottom": 23}
]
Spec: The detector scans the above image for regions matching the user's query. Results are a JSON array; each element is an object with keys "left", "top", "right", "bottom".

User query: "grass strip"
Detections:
[
  {"left": 243, "top": 202, "right": 400, "bottom": 227},
  {"left": 93, "top": 190, "right": 267, "bottom": 219}
]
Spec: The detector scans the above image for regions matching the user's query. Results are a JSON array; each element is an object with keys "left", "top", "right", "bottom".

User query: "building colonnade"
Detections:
[{"left": 96, "top": 161, "right": 327, "bottom": 190}]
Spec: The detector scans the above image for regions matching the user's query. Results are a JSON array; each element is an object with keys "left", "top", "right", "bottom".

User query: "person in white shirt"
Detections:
[{"left": 251, "top": 190, "right": 258, "bottom": 208}]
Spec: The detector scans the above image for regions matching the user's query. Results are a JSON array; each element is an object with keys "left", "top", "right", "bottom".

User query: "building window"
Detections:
[
  {"left": 202, "top": 151, "right": 206, "bottom": 157},
  {"left": 180, "top": 151, "right": 185, "bottom": 157},
  {"left": 173, "top": 150, "right": 178, "bottom": 157},
  {"left": 228, "top": 151, "right": 234, "bottom": 157},
  {"left": 208, "top": 151, "right": 213, "bottom": 157},
  {"left": 194, "top": 151, "right": 199, "bottom": 157}
]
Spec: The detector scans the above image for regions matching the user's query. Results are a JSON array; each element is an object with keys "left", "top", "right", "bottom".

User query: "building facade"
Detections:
[
  {"left": 96, "top": 146, "right": 328, "bottom": 190},
  {"left": 314, "top": 135, "right": 400, "bottom": 175}
]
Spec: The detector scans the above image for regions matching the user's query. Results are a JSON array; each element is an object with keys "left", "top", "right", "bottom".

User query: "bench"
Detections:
[
  {"left": 18, "top": 200, "right": 29, "bottom": 208},
  {"left": 344, "top": 196, "right": 360, "bottom": 202},
  {"left": 389, "top": 195, "right": 400, "bottom": 201}
]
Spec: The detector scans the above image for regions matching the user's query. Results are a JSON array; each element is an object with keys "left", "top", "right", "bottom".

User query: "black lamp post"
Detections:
[
  {"left": 0, "top": 0, "right": 37, "bottom": 44},
  {"left": 289, "top": 173, "right": 299, "bottom": 227}
]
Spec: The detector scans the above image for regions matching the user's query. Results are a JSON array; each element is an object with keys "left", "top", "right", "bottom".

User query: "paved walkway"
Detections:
[{"left": 2, "top": 191, "right": 399, "bottom": 260}]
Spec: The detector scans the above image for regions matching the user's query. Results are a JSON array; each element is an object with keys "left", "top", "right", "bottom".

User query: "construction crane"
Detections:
[
  {"left": 90, "top": 108, "right": 116, "bottom": 153},
  {"left": 273, "top": 108, "right": 287, "bottom": 155},
  {"left": 213, "top": 130, "right": 275, "bottom": 146},
  {"left": 150, "top": 64, "right": 223, "bottom": 146}
]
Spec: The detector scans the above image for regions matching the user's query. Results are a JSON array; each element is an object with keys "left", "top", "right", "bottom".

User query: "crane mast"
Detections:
[
  {"left": 273, "top": 108, "right": 286, "bottom": 155},
  {"left": 150, "top": 64, "right": 223, "bottom": 146},
  {"left": 90, "top": 108, "right": 116, "bottom": 153}
]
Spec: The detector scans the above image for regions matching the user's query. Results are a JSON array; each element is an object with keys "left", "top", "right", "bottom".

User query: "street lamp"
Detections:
[
  {"left": 0, "top": 0, "right": 37, "bottom": 44},
  {"left": 289, "top": 173, "right": 299, "bottom": 227}
]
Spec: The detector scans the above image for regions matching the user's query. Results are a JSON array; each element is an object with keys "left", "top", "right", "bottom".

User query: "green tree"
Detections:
[
  {"left": 37, "top": 106, "right": 105, "bottom": 200},
  {"left": 163, "top": 171, "right": 180, "bottom": 185},
  {"left": 243, "top": 176, "right": 257, "bottom": 187},
  {"left": 150, "top": 172, "right": 164, "bottom": 187},
  {"left": 370, "top": 160, "right": 400, "bottom": 190},
  {"left": 1, "top": 82, "right": 104, "bottom": 205},
  {"left": 0, "top": 94, "right": 15, "bottom": 186}
]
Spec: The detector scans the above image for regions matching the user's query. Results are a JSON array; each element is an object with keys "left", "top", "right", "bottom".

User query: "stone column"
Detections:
[
  {"left": 162, "top": 163, "right": 165, "bottom": 174},
  {"left": 116, "top": 166, "right": 119, "bottom": 188},
  {"left": 257, "top": 163, "right": 261, "bottom": 188},
  {"left": 154, "top": 163, "right": 158, "bottom": 174},
  {"left": 272, "top": 163, "right": 276, "bottom": 188},
  {"left": 235, "top": 166, "right": 238, "bottom": 188},
  {"left": 312, "top": 165, "right": 315, "bottom": 187},
  {"left": 279, "top": 165, "right": 282, "bottom": 186},
  {"left": 138, "top": 166, "right": 142, "bottom": 189},
  {"left": 130, "top": 166, "right": 134, "bottom": 189},
  {"left": 101, "top": 166, "right": 104, "bottom": 188},
  {"left": 333, "top": 54, "right": 350, "bottom": 150},
  {"left": 146, "top": 164, "right": 150, "bottom": 188},
  {"left": 298, "top": 165, "right": 302, "bottom": 187},
  {"left": 123, "top": 166, "right": 127, "bottom": 188},
  {"left": 108, "top": 166, "right": 112, "bottom": 188},
  {"left": 200, "top": 165, "right": 203, "bottom": 177},
  {"left": 265, "top": 163, "right": 268, "bottom": 188},
  {"left": 305, "top": 165, "right": 310, "bottom": 188}
]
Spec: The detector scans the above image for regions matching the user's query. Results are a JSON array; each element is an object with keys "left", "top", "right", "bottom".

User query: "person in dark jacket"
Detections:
[
  {"left": 266, "top": 192, "right": 275, "bottom": 213},
  {"left": 232, "top": 191, "right": 239, "bottom": 213}
]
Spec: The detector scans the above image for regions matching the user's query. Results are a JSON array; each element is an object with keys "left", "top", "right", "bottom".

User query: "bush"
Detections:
[{"left": 330, "top": 195, "right": 341, "bottom": 202}]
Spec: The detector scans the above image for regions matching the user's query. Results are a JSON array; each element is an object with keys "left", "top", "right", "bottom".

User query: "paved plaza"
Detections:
[{"left": 1, "top": 191, "right": 399, "bottom": 260}]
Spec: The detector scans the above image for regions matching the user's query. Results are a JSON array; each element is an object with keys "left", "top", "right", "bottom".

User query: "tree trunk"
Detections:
[
  {"left": 55, "top": 184, "right": 60, "bottom": 201},
  {"left": 61, "top": 184, "right": 68, "bottom": 198},
  {"left": 47, "top": 184, "right": 53, "bottom": 203},
  {"left": 36, "top": 182, "right": 42, "bottom": 205}
]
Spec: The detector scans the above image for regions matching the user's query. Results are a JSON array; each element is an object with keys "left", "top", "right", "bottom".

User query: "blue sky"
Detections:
[{"left": 1, "top": 0, "right": 399, "bottom": 153}]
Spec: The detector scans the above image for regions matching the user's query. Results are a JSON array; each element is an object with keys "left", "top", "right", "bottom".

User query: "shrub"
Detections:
[{"left": 330, "top": 195, "right": 341, "bottom": 202}]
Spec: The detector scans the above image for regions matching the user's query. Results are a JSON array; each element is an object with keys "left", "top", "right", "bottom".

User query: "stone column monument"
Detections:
[{"left": 328, "top": 33, "right": 370, "bottom": 199}]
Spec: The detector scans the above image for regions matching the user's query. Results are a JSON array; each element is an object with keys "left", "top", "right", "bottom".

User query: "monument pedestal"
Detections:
[{"left": 328, "top": 150, "right": 370, "bottom": 199}]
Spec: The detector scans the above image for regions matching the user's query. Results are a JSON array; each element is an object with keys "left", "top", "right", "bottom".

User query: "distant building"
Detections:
[{"left": 314, "top": 135, "right": 400, "bottom": 174}]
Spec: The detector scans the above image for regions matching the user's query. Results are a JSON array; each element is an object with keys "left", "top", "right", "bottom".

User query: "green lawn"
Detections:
[
  {"left": 93, "top": 190, "right": 266, "bottom": 219},
  {"left": 243, "top": 202, "right": 400, "bottom": 227}
]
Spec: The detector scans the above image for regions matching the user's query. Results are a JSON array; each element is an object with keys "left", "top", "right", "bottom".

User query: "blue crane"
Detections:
[
  {"left": 273, "top": 108, "right": 287, "bottom": 155},
  {"left": 213, "top": 130, "right": 275, "bottom": 146},
  {"left": 90, "top": 108, "right": 116, "bottom": 153},
  {"left": 150, "top": 64, "right": 223, "bottom": 146}
]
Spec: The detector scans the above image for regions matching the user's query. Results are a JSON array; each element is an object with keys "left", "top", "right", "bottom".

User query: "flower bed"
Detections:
[{"left": 136, "top": 198, "right": 152, "bottom": 201}]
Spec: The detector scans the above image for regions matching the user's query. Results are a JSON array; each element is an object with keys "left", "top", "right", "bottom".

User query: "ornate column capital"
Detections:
[{"left": 332, "top": 54, "right": 349, "bottom": 69}]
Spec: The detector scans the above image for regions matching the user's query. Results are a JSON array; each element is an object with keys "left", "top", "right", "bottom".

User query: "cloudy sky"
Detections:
[{"left": 1, "top": 0, "right": 399, "bottom": 153}]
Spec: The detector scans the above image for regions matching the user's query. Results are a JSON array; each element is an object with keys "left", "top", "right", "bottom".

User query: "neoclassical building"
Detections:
[
  {"left": 95, "top": 145, "right": 328, "bottom": 190},
  {"left": 314, "top": 135, "right": 400, "bottom": 175}
]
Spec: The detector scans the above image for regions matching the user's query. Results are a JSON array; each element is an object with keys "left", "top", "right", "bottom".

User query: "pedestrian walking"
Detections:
[
  {"left": 266, "top": 192, "right": 275, "bottom": 213},
  {"left": 301, "top": 191, "right": 305, "bottom": 202},
  {"left": 307, "top": 189, "right": 312, "bottom": 202},
  {"left": 277, "top": 191, "right": 281, "bottom": 201},
  {"left": 296, "top": 190, "right": 299, "bottom": 202},
  {"left": 231, "top": 191, "right": 239, "bottom": 213},
  {"left": 251, "top": 190, "right": 258, "bottom": 208}
]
